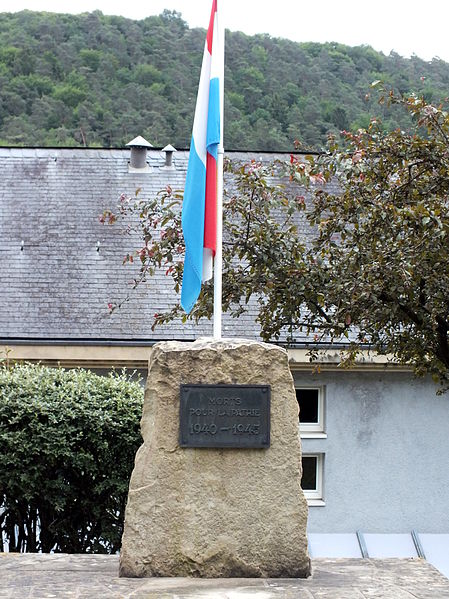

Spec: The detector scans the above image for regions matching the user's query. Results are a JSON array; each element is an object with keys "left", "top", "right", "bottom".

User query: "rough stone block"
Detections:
[{"left": 119, "top": 338, "right": 311, "bottom": 578}]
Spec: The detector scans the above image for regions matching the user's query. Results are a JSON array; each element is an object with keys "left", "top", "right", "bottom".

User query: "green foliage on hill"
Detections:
[{"left": 0, "top": 9, "right": 448, "bottom": 150}]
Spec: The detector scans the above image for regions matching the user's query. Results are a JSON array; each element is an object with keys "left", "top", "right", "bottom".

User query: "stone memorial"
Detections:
[{"left": 119, "top": 338, "right": 311, "bottom": 578}]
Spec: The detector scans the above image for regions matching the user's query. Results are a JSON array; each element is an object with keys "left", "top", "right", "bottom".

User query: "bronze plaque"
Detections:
[{"left": 179, "top": 384, "right": 270, "bottom": 448}]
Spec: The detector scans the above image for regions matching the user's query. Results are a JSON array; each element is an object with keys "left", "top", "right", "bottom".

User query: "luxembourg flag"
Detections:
[{"left": 180, "top": 0, "right": 221, "bottom": 314}]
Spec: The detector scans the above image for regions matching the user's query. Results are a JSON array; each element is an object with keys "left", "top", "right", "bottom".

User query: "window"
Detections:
[
  {"left": 295, "top": 386, "right": 326, "bottom": 437},
  {"left": 301, "top": 453, "right": 324, "bottom": 503}
]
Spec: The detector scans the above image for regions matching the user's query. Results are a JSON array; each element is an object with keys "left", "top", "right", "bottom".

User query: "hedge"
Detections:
[{"left": 0, "top": 364, "right": 143, "bottom": 553}]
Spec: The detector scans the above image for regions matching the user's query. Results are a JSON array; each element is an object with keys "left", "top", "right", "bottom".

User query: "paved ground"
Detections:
[{"left": 1, "top": 554, "right": 449, "bottom": 598}]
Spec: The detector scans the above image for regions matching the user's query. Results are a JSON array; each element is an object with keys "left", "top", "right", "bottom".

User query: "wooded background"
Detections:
[{"left": 1, "top": 9, "right": 448, "bottom": 149}]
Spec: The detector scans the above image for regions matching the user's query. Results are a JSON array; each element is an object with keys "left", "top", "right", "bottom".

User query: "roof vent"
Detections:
[
  {"left": 162, "top": 144, "right": 177, "bottom": 168},
  {"left": 126, "top": 136, "right": 153, "bottom": 171}
]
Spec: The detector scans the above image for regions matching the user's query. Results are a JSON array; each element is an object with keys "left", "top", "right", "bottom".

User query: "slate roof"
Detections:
[{"left": 0, "top": 146, "right": 336, "bottom": 345}]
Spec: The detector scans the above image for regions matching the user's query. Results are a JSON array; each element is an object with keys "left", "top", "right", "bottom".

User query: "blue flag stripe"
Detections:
[
  {"left": 206, "top": 77, "right": 220, "bottom": 160},
  {"left": 180, "top": 137, "right": 207, "bottom": 313}
]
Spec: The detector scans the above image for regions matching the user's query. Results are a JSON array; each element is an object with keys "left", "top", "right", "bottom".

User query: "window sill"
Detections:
[
  {"left": 300, "top": 432, "right": 327, "bottom": 439},
  {"left": 306, "top": 499, "right": 326, "bottom": 507}
]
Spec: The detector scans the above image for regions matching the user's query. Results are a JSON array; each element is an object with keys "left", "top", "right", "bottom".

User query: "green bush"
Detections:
[{"left": 0, "top": 364, "right": 143, "bottom": 553}]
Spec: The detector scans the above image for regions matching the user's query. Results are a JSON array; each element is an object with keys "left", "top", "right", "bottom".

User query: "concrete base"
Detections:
[
  {"left": 2, "top": 554, "right": 449, "bottom": 598},
  {"left": 119, "top": 338, "right": 311, "bottom": 578}
]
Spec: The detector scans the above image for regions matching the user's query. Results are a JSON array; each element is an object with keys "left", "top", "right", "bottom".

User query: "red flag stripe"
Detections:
[
  {"left": 206, "top": 0, "right": 217, "bottom": 54},
  {"left": 204, "top": 152, "right": 217, "bottom": 254}
]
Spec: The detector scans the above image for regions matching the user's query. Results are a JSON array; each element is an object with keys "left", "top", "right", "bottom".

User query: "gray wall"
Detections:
[{"left": 294, "top": 370, "right": 449, "bottom": 534}]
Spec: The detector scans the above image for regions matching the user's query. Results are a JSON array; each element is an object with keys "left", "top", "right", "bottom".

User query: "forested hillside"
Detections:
[{"left": 1, "top": 9, "right": 449, "bottom": 150}]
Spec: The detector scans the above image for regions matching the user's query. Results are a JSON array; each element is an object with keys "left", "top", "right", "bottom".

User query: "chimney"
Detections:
[
  {"left": 126, "top": 136, "right": 153, "bottom": 171},
  {"left": 162, "top": 144, "right": 177, "bottom": 168}
]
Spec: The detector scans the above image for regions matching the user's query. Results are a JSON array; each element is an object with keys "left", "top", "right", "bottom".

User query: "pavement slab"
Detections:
[{"left": 1, "top": 554, "right": 449, "bottom": 598}]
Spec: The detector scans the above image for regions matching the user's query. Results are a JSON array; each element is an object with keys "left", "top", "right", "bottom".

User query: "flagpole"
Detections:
[{"left": 213, "top": 2, "right": 224, "bottom": 340}]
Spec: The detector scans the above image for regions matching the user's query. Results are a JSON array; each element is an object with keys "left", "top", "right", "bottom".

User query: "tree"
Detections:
[
  {"left": 303, "top": 89, "right": 449, "bottom": 387},
  {"left": 105, "top": 90, "right": 449, "bottom": 390}
]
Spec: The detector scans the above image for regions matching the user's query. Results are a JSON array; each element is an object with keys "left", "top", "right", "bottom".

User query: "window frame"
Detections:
[
  {"left": 301, "top": 453, "right": 324, "bottom": 504},
  {"left": 295, "top": 385, "right": 326, "bottom": 438}
]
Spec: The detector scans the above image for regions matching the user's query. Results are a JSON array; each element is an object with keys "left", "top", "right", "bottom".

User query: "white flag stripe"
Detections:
[
  {"left": 210, "top": 10, "right": 220, "bottom": 81},
  {"left": 202, "top": 248, "right": 213, "bottom": 282},
  {"left": 191, "top": 43, "right": 212, "bottom": 166}
]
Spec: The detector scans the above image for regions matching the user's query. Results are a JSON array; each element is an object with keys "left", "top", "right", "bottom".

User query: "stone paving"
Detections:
[{"left": 1, "top": 553, "right": 449, "bottom": 598}]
